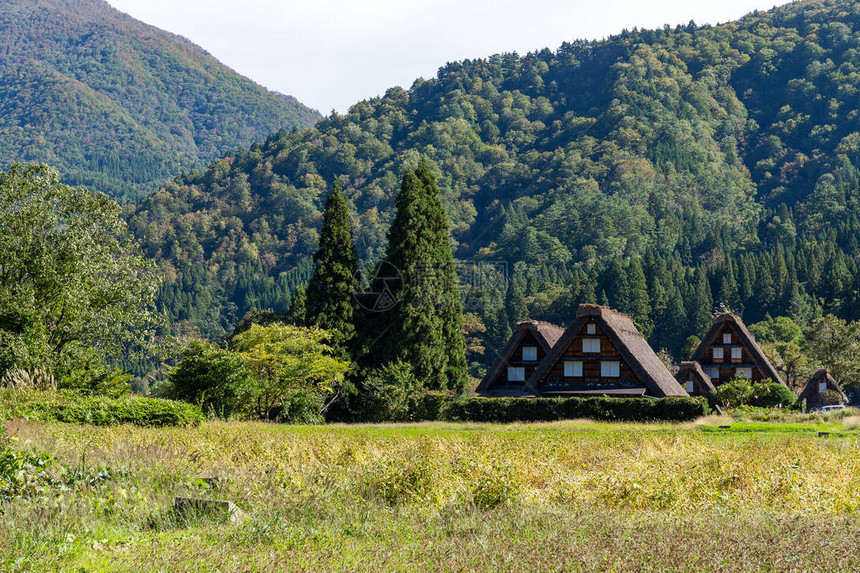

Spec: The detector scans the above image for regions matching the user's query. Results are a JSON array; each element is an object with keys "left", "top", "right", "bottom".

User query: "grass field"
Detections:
[{"left": 4, "top": 417, "right": 860, "bottom": 571}]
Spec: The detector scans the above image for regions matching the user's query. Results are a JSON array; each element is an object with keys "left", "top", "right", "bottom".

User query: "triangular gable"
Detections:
[
  {"left": 526, "top": 305, "right": 688, "bottom": 397},
  {"left": 799, "top": 369, "right": 848, "bottom": 405},
  {"left": 476, "top": 320, "right": 564, "bottom": 396},
  {"left": 691, "top": 313, "right": 785, "bottom": 386},
  {"left": 675, "top": 361, "right": 716, "bottom": 398}
]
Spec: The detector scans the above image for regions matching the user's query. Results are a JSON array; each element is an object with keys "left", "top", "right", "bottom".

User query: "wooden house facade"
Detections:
[
  {"left": 691, "top": 313, "right": 785, "bottom": 387},
  {"left": 675, "top": 361, "right": 716, "bottom": 400},
  {"left": 525, "top": 305, "right": 688, "bottom": 397},
  {"left": 798, "top": 369, "right": 848, "bottom": 411},
  {"left": 476, "top": 320, "right": 564, "bottom": 397}
]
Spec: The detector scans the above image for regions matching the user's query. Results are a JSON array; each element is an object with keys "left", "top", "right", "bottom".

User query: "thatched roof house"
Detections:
[
  {"left": 798, "top": 369, "right": 848, "bottom": 411},
  {"left": 675, "top": 361, "right": 716, "bottom": 399},
  {"left": 691, "top": 313, "right": 785, "bottom": 387},
  {"left": 475, "top": 320, "right": 564, "bottom": 397},
  {"left": 524, "top": 304, "right": 688, "bottom": 398}
]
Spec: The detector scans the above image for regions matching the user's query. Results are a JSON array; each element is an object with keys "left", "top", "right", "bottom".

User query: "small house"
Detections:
[
  {"left": 798, "top": 369, "right": 848, "bottom": 411},
  {"left": 476, "top": 320, "right": 565, "bottom": 397},
  {"left": 525, "top": 304, "right": 688, "bottom": 397},
  {"left": 691, "top": 313, "right": 785, "bottom": 387},
  {"left": 675, "top": 361, "right": 716, "bottom": 400}
]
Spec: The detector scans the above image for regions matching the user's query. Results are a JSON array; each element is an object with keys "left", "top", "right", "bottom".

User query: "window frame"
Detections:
[
  {"left": 563, "top": 360, "right": 583, "bottom": 377},
  {"left": 507, "top": 367, "right": 526, "bottom": 382},
  {"left": 582, "top": 338, "right": 601, "bottom": 353},
  {"left": 522, "top": 346, "right": 538, "bottom": 362},
  {"left": 601, "top": 361, "right": 621, "bottom": 378}
]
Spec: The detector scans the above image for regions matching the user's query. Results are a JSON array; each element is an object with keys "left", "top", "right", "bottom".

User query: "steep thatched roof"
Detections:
[
  {"left": 799, "top": 369, "right": 848, "bottom": 403},
  {"left": 475, "top": 320, "right": 564, "bottom": 395},
  {"left": 691, "top": 313, "right": 786, "bottom": 386},
  {"left": 525, "top": 304, "right": 688, "bottom": 397},
  {"left": 676, "top": 361, "right": 716, "bottom": 397}
]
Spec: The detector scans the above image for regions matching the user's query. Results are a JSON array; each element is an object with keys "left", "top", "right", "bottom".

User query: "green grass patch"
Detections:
[{"left": 3, "top": 419, "right": 860, "bottom": 570}]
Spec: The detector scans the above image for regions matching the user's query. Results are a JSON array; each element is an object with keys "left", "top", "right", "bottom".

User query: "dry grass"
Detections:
[{"left": 4, "top": 419, "right": 860, "bottom": 571}]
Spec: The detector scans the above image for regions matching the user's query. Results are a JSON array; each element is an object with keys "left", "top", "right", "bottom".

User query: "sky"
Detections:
[{"left": 106, "top": 0, "right": 792, "bottom": 114}]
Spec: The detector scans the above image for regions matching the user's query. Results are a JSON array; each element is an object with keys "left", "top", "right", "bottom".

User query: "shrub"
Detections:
[
  {"left": 412, "top": 391, "right": 451, "bottom": 421},
  {"left": 751, "top": 380, "right": 797, "bottom": 408},
  {"left": 354, "top": 362, "right": 421, "bottom": 423},
  {"left": 714, "top": 378, "right": 797, "bottom": 408},
  {"left": 714, "top": 378, "right": 755, "bottom": 408},
  {"left": 19, "top": 395, "right": 204, "bottom": 427},
  {"left": 445, "top": 396, "right": 708, "bottom": 423},
  {"left": 276, "top": 390, "right": 326, "bottom": 424}
]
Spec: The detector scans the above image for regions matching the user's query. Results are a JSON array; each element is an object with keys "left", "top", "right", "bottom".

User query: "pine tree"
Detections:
[
  {"left": 379, "top": 160, "right": 468, "bottom": 392},
  {"left": 505, "top": 280, "right": 529, "bottom": 327},
  {"left": 305, "top": 179, "right": 359, "bottom": 354},
  {"left": 627, "top": 258, "right": 652, "bottom": 337},
  {"left": 604, "top": 257, "right": 629, "bottom": 311},
  {"left": 286, "top": 286, "right": 307, "bottom": 326}
]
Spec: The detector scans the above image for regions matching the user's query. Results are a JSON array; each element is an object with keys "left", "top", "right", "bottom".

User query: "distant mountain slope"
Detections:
[
  {"left": 0, "top": 0, "right": 320, "bottom": 200},
  {"left": 130, "top": 0, "right": 860, "bottom": 349}
]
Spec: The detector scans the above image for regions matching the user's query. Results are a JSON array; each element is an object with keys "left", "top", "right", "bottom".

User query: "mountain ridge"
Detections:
[
  {"left": 0, "top": 0, "right": 320, "bottom": 200},
  {"left": 125, "top": 0, "right": 860, "bottom": 359}
]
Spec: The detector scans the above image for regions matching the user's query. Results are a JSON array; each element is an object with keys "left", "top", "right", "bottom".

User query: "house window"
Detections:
[
  {"left": 686, "top": 381, "right": 695, "bottom": 394},
  {"left": 735, "top": 368, "right": 752, "bottom": 379},
  {"left": 564, "top": 361, "right": 583, "bottom": 377},
  {"left": 587, "top": 324, "right": 596, "bottom": 335},
  {"left": 713, "top": 347, "right": 724, "bottom": 360},
  {"left": 819, "top": 382, "right": 828, "bottom": 394},
  {"left": 601, "top": 361, "right": 620, "bottom": 377},
  {"left": 507, "top": 367, "right": 525, "bottom": 382},
  {"left": 723, "top": 333, "right": 732, "bottom": 344},
  {"left": 706, "top": 367, "right": 720, "bottom": 379},
  {"left": 731, "top": 347, "right": 742, "bottom": 360},
  {"left": 522, "top": 346, "right": 537, "bottom": 361},
  {"left": 583, "top": 338, "right": 601, "bottom": 353}
]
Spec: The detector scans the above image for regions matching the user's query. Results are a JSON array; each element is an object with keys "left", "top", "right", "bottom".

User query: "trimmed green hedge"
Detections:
[
  {"left": 444, "top": 396, "right": 709, "bottom": 423},
  {"left": 17, "top": 396, "right": 204, "bottom": 427}
]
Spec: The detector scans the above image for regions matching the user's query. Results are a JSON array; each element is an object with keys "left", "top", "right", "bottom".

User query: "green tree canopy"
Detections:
[
  {"left": 0, "top": 164, "right": 160, "bottom": 382},
  {"left": 232, "top": 324, "right": 351, "bottom": 419}
]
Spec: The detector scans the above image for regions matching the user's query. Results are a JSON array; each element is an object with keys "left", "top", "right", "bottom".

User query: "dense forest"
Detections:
[
  {"left": 129, "top": 0, "right": 860, "bottom": 371},
  {"left": 0, "top": 0, "right": 320, "bottom": 201}
]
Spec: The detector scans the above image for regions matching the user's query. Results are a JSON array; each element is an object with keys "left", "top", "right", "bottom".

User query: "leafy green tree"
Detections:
[
  {"left": 232, "top": 324, "right": 351, "bottom": 420},
  {"left": 804, "top": 315, "right": 860, "bottom": 388},
  {"left": 306, "top": 180, "right": 359, "bottom": 354},
  {"left": 681, "top": 336, "right": 701, "bottom": 361},
  {"left": 164, "top": 340, "right": 254, "bottom": 416},
  {"left": 0, "top": 165, "right": 160, "bottom": 382}
]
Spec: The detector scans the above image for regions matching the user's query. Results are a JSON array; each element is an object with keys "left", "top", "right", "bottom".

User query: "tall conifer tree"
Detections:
[
  {"left": 380, "top": 160, "right": 467, "bottom": 392},
  {"left": 306, "top": 180, "right": 359, "bottom": 353},
  {"left": 505, "top": 280, "right": 529, "bottom": 327}
]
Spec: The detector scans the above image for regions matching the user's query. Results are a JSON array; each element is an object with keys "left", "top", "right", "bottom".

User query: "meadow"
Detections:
[{"left": 3, "top": 417, "right": 860, "bottom": 571}]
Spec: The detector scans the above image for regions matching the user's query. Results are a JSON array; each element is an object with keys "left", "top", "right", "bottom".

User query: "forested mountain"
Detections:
[
  {"left": 130, "top": 0, "right": 860, "bottom": 363},
  {"left": 0, "top": 0, "right": 320, "bottom": 200}
]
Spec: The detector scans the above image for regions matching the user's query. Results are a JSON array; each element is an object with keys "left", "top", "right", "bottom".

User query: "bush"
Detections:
[
  {"left": 751, "top": 380, "right": 797, "bottom": 408},
  {"left": 445, "top": 396, "right": 708, "bottom": 423},
  {"left": 713, "top": 378, "right": 755, "bottom": 408},
  {"left": 714, "top": 378, "right": 796, "bottom": 408},
  {"left": 354, "top": 362, "right": 421, "bottom": 423},
  {"left": 18, "top": 395, "right": 204, "bottom": 427},
  {"left": 276, "top": 390, "right": 325, "bottom": 424}
]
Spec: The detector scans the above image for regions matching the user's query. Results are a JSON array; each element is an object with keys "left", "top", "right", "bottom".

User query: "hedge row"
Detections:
[
  {"left": 413, "top": 395, "right": 709, "bottom": 423},
  {"left": 18, "top": 396, "right": 204, "bottom": 427}
]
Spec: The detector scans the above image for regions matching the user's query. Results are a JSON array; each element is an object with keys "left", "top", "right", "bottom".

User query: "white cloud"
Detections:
[{"left": 107, "top": 0, "right": 790, "bottom": 113}]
